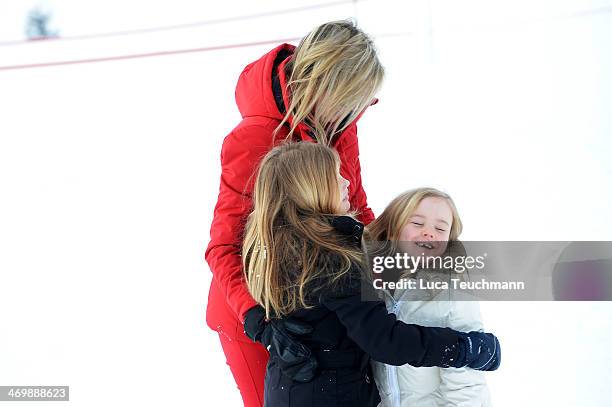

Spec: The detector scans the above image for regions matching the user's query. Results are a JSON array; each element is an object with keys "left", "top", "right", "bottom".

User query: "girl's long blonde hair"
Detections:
[
  {"left": 277, "top": 20, "right": 385, "bottom": 145},
  {"left": 243, "top": 142, "right": 363, "bottom": 318}
]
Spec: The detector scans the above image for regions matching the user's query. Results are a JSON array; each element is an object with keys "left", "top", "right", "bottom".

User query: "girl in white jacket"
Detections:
[{"left": 366, "top": 187, "right": 493, "bottom": 407}]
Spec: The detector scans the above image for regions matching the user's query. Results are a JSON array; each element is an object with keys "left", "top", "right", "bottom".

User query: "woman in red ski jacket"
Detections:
[{"left": 205, "top": 20, "right": 384, "bottom": 407}]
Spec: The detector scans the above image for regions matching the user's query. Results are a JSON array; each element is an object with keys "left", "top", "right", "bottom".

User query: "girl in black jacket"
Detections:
[{"left": 242, "top": 142, "right": 500, "bottom": 407}]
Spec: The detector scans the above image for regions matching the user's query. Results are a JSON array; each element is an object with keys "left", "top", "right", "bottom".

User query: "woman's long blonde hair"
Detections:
[
  {"left": 366, "top": 187, "right": 463, "bottom": 251},
  {"left": 243, "top": 142, "right": 363, "bottom": 318},
  {"left": 277, "top": 20, "right": 385, "bottom": 145}
]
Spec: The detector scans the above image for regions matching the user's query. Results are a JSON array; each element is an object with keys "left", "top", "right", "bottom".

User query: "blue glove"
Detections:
[{"left": 455, "top": 331, "right": 501, "bottom": 371}]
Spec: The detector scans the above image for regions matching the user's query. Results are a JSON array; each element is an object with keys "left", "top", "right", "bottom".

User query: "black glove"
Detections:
[
  {"left": 455, "top": 331, "right": 501, "bottom": 371},
  {"left": 244, "top": 305, "right": 318, "bottom": 383}
]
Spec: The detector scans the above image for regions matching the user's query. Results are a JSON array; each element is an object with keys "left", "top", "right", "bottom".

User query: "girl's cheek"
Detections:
[
  {"left": 439, "top": 241, "right": 449, "bottom": 253},
  {"left": 400, "top": 225, "right": 417, "bottom": 241},
  {"left": 435, "top": 229, "right": 450, "bottom": 242}
]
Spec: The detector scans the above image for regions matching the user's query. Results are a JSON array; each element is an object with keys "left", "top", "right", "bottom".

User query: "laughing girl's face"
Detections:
[{"left": 399, "top": 196, "right": 452, "bottom": 257}]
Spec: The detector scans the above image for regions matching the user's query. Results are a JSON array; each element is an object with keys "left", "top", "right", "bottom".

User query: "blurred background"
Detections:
[{"left": 1, "top": 0, "right": 611, "bottom": 405}]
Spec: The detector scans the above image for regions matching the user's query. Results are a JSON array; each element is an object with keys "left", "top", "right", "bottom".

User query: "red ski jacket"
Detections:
[{"left": 205, "top": 43, "right": 375, "bottom": 337}]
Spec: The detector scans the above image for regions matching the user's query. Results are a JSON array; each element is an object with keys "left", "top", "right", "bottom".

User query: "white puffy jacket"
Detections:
[{"left": 372, "top": 274, "right": 492, "bottom": 407}]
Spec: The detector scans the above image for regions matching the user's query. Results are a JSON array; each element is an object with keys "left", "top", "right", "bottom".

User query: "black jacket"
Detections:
[{"left": 264, "top": 216, "right": 463, "bottom": 407}]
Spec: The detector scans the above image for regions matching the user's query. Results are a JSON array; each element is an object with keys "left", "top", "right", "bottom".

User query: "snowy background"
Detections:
[{"left": 1, "top": 0, "right": 611, "bottom": 405}]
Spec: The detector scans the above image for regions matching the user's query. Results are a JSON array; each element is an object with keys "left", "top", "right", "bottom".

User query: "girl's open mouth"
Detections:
[{"left": 415, "top": 241, "right": 435, "bottom": 250}]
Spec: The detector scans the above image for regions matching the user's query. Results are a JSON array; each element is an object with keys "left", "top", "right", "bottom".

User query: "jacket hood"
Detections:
[
  {"left": 234, "top": 43, "right": 295, "bottom": 121},
  {"left": 330, "top": 215, "right": 364, "bottom": 247}
]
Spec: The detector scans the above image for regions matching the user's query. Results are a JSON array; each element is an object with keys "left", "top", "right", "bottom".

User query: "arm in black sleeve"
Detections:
[{"left": 320, "top": 279, "right": 462, "bottom": 368}]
